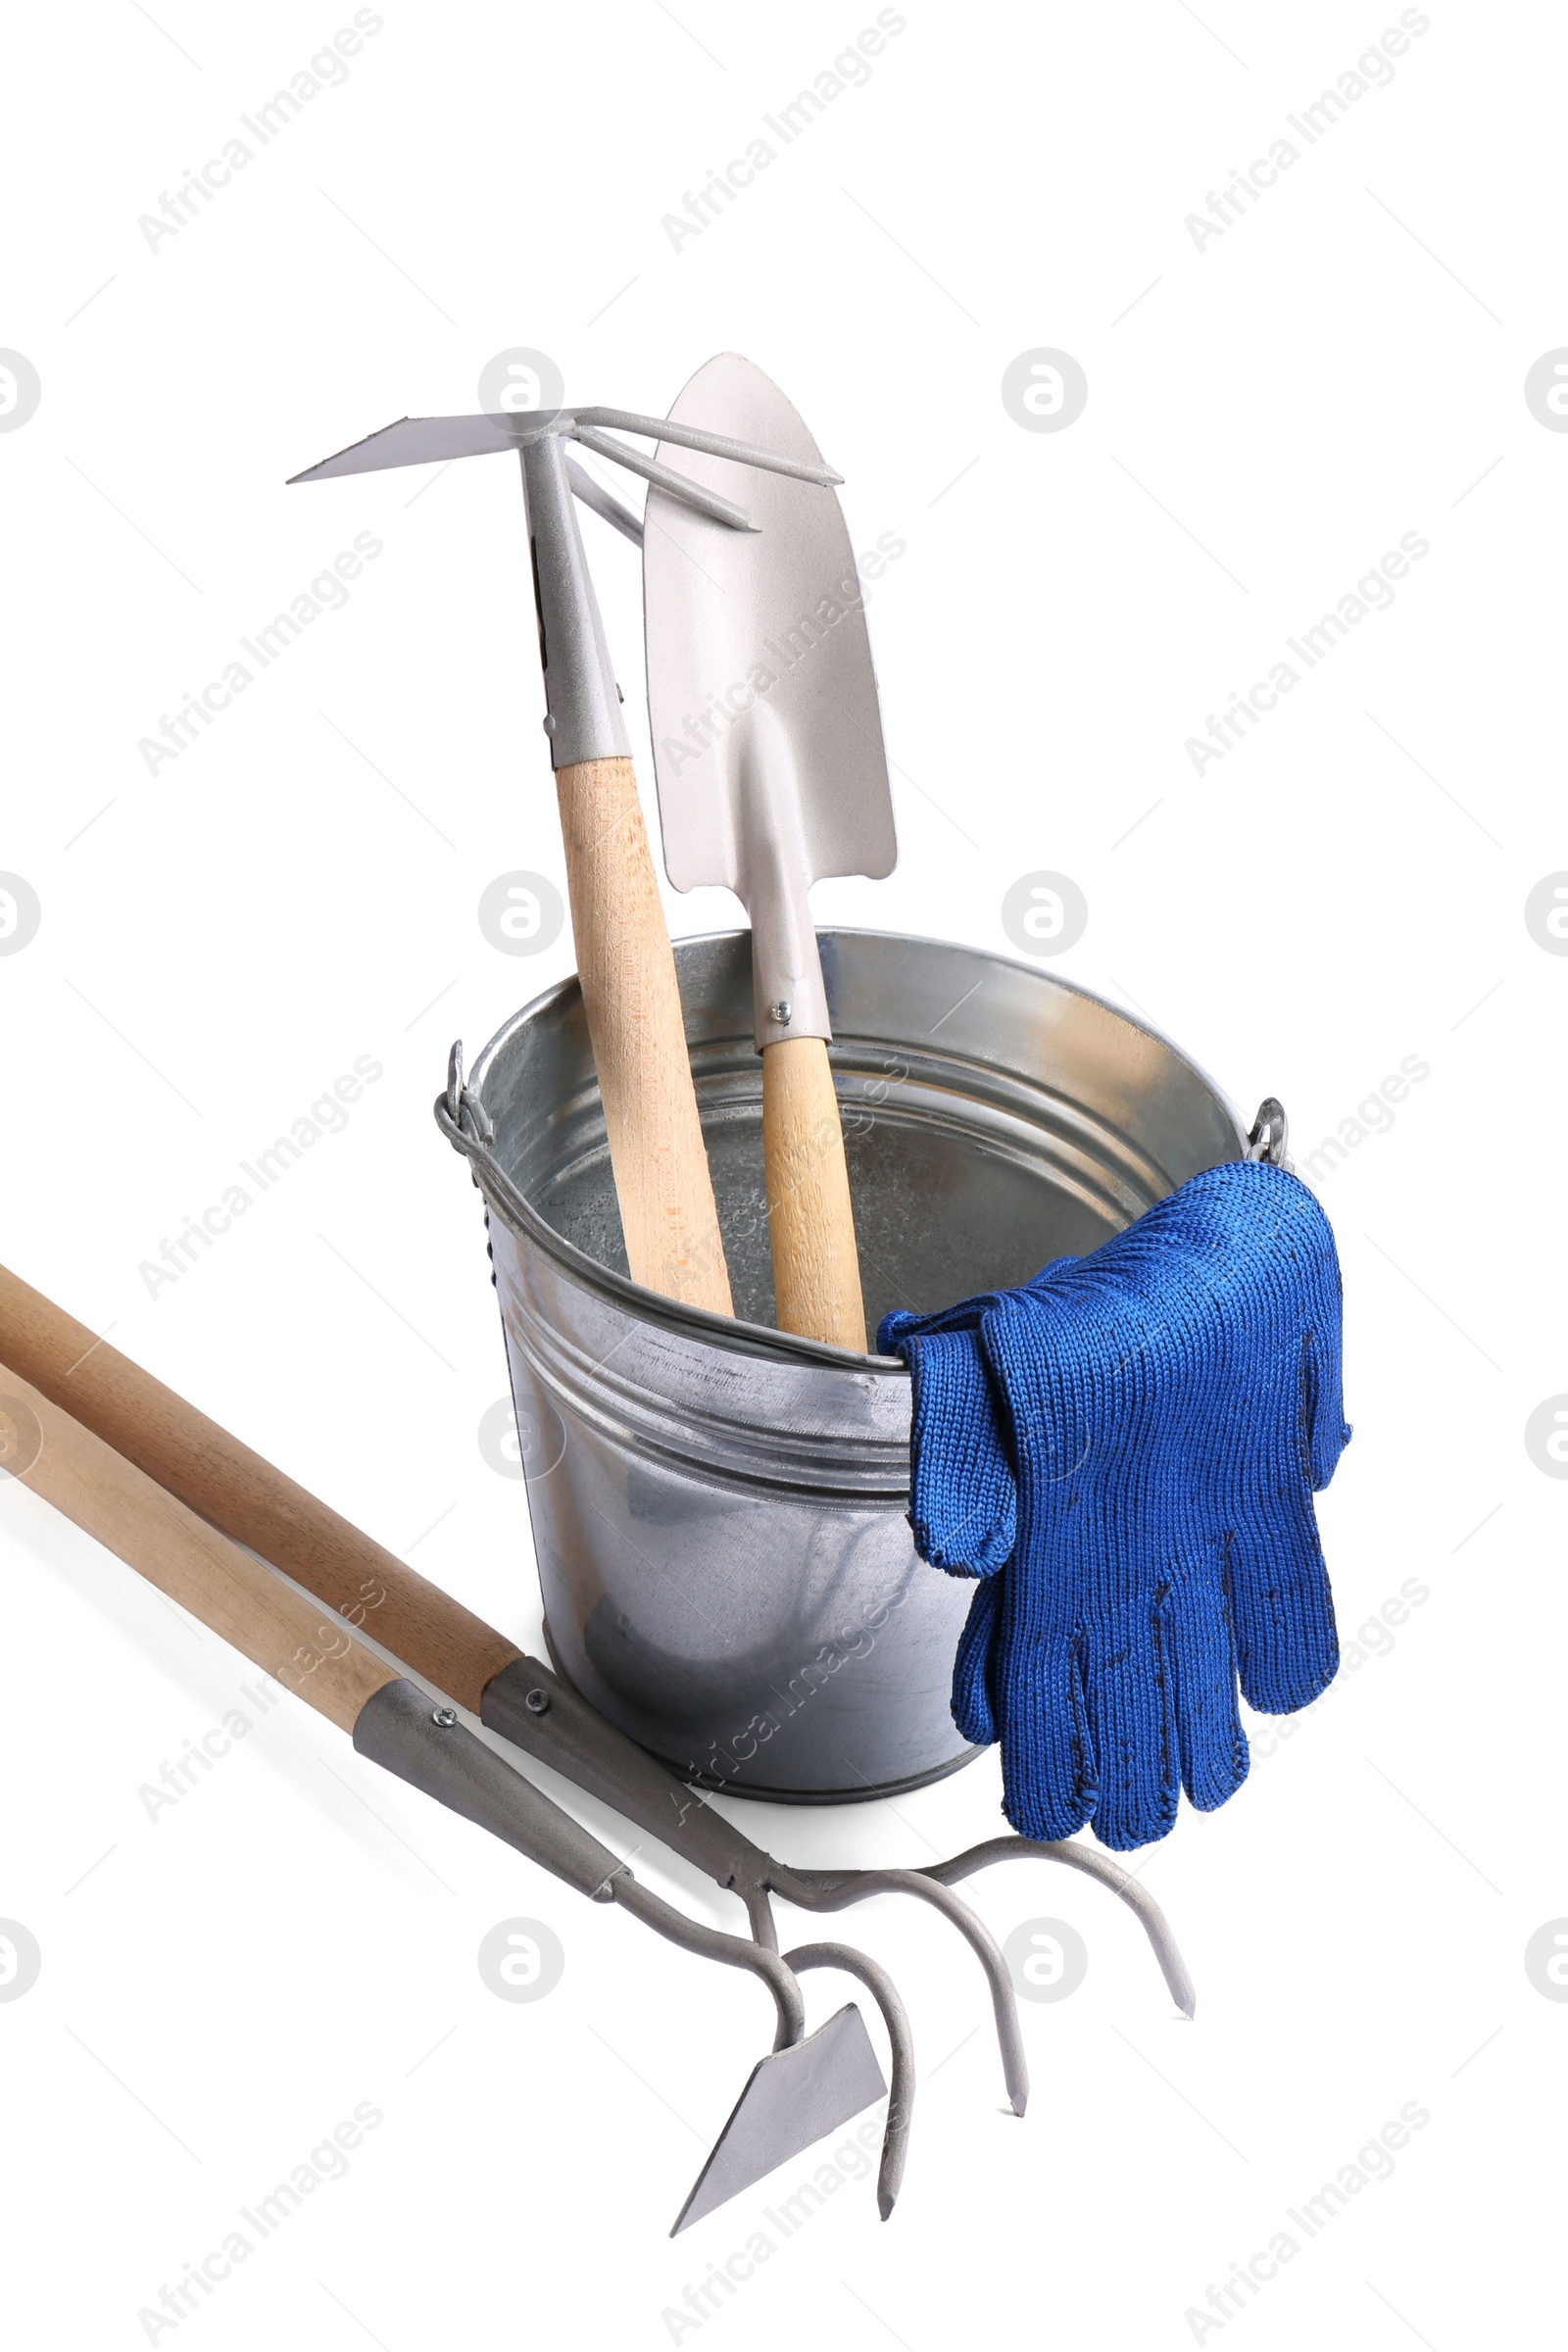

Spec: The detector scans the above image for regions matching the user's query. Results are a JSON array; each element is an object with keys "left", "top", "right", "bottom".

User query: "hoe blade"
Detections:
[
  {"left": 670, "top": 2004, "right": 886, "bottom": 2235},
  {"left": 287, "top": 413, "right": 544, "bottom": 482}
]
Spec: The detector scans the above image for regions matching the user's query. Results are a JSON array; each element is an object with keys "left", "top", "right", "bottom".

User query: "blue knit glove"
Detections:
[{"left": 880, "top": 1161, "right": 1348, "bottom": 1850}]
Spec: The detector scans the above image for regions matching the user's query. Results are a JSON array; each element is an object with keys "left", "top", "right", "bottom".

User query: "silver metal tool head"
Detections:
[
  {"left": 290, "top": 395, "right": 842, "bottom": 773},
  {"left": 642, "top": 354, "right": 897, "bottom": 1051},
  {"left": 670, "top": 2002, "right": 886, "bottom": 2235},
  {"left": 286, "top": 403, "right": 839, "bottom": 525}
]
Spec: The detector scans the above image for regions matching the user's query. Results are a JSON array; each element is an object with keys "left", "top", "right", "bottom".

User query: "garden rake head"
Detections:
[{"left": 474, "top": 1648, "right": 1199, "bottom": 2134}]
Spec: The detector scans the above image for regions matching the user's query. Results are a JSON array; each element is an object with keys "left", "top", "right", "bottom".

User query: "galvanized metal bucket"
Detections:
[{"left": 440, "top": 930, "right": 1255, "bottom": 1802}]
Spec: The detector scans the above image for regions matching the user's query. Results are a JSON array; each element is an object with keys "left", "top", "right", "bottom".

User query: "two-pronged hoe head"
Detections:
[{"left": 288, "top": 401, "right": 842, "bottom": 534}]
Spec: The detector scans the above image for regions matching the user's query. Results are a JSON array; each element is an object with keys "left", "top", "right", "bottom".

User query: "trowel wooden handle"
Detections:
[
  {"left": 1, "top": 1367, "right": 397, "bottom": 1732},
  {"left": 555, "top": 756, "right": 733, "bottom": 1316},
  {"left": 0, "top": 1259, "right": 520, "bottom": 1709},
  {"left": 761, "top": 1037, "right": 867, "bottom": 1352}
]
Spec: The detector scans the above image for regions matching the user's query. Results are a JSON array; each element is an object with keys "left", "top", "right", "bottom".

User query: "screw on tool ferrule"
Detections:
[
  {"left": 769, "top": 1001, "right": 793, "bottom": 1025},
  {"left": 431, "top": 1706, "right": 459, "bottom": 1728},
  {"left": 525, "top": 1689, "right": 551, "bottom": 1716}
]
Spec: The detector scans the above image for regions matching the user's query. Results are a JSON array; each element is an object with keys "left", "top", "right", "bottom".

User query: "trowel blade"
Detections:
[
  {"left": 669, "top": 2003, "right": 886, "bottom": 2235},
  {"left": 287, "top": 412, "right": 553, "bottom": 483},
  {"left": 643, "top": 354, "right": 897, "bottom": 899}
]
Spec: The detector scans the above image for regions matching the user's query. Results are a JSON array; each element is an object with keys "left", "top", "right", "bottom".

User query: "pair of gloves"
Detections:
[{"left": 879, "top": 1159, "right": 1349, "bottom": 1851}]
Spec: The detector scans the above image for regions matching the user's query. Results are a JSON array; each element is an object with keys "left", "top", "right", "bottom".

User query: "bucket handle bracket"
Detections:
[{"left": 1245, "top": 1096, "right": 1289, "bottom": 1167}]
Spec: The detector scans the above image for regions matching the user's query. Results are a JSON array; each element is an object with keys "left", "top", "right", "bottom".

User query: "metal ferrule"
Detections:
[
  {"left": 518, "top": 437, "right": 631, "bottom": 771},
  {"left": 729, "top": 699, "right": 831, "bottom": 1050},
  {"left": 747, "top": 858, "right": 831, "bottom": 1051},
  {"left": 482, "top": 1652, "right": 773, "bottom": 1893},
  {"left": 352, "top": 1676, "right": 626, "bottom": 1900}
]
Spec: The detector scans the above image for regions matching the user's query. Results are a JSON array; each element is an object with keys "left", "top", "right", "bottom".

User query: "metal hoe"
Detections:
[
  {"left": 0, "top": 1354, "right": 912, "bottom": 2232},
  {"left": 288, "top": 397, "right": 839, "bottom": 1320},
  {"left": 0, "top": 1272, "right": 917, "bottom": 2227},
  {"left": 643, "top": 355, "right": 898, "bottom": 1350}
]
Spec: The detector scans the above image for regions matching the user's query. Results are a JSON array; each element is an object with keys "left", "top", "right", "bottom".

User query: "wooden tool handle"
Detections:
[
  {"left": 760, "top": 1036, "right": 867, "bottom": 1352},
  {"left": 555, "top": 756, "right": 733, "bottom": 1315},
  {"left": 0, "top": 1260, "right": 519, "bottom": 1709},
  {"left": 1, "top": 1368, "right": 396, "bottom": 1731}
]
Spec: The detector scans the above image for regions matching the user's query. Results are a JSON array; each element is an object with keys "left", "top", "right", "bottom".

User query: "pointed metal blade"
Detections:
[
  {"left": 642, "top": 354, "right": 897, "bottom": 901},
  {"left": 670, "top": 2004, "right": 886, "bottom": 2235},
  {"left": 287, "top": 412, "right": 556, "bottom": 483}
]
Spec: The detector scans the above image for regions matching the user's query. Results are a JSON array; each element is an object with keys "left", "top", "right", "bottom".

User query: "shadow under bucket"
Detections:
[{"left": 447, "top": 930, "right": 1250, "bottom": 1802}]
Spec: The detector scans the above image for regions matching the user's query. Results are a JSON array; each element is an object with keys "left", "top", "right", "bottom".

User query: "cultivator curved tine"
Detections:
[
  {"left": 770, "top": 1863, "right": 1029, "bottom": 2118},
  {"left": 785, "top": 1942, "right": 913, "bottom": 2220},
  {"left": 920, "top": 1836, "right": 1198, "bottom": 2018}
]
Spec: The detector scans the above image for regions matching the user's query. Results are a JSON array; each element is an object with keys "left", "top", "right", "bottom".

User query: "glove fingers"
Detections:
[
  {"left": 1227, "top": 1502, "right": 1340, "bottom": 1713},
  {"left": 951, "top": 1574, "right": 1004, "bottom": 1747},
  {"left": 902, "top": 1328, "right": 1016, "bottom": 1575},
  {"left": 993, "top": 1624, "right": 1098, "bottom": 1843},
  {"left": 1078, "top": 1605, "right": 1180, "bottom": 1851},
  {"left": 1161, "top": 1554, "right": 1250, "bottom": 1811}
]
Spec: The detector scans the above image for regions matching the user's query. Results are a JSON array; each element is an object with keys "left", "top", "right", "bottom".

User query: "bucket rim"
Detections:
[{"left": 456, "top": 925, "right": 1250, "bottom": 1372}]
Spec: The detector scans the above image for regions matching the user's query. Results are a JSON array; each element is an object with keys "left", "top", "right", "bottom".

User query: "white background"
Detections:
[{"left": 2, "top": 2, "right": 1563, "bottom": 2345}]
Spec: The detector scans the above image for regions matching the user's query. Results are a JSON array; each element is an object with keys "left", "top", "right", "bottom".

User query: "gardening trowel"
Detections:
[{"left": 643, "top": 355, "right": 897, "bottom": 1352}]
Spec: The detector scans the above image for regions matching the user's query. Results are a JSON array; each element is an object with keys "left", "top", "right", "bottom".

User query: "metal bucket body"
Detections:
[{"left": 466, "top": 930, "right": 1247, "bottom": 1801}]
